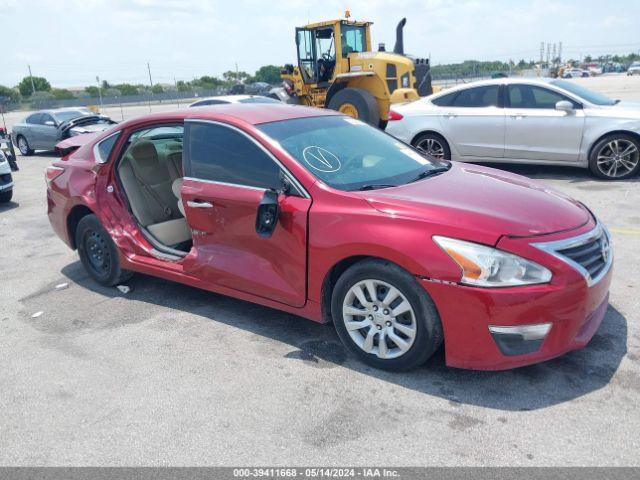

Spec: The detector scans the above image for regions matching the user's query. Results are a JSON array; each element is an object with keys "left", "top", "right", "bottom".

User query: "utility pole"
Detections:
[
  {"left": 96, "top": 75, "right": 103, "bottom": 110},
  {"left": 146, "top": 62, "right": 153, "bottom": 112},
  {"left": 147, "top": 62, "right": 153, "bottom": 88},
  {"left": 27, "top": 65, "right": 36, "bottom": 95},
  {"left": 558, "top": 42, "right": 563, "bottom": 64},
  {"left": 174, "top": 77, "right": 180, "bottom": 108}
]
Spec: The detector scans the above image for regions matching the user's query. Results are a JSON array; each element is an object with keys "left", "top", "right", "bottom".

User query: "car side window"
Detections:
[
  {"left": 195, "top": 99, "right": 227, "bottom": 106},
  {"left": 508, "top": 85, "right": 579, "bottom": 109},
  {"left": 184, "top": 122, "right": 283, "bottom": 190},
  {"left": 431, "top": 92, "right": 457, "bottom": 107},
  {"left": 95, "top": 132, "right": 121, "bottom": 164},
  {"left": 41, "top": 114, "right": 56, "bottom": 126},
  {"left": 26, "top": 113, "right": 42, "bottom": 124},
  {"left": 451, "top": 86, "right": 500, "bottom": 107}
]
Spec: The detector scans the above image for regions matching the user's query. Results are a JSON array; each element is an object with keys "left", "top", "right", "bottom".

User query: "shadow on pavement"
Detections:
[
  {"left": 0, "top": 200, "right": 19, "bottom": 213},
  {"left": 45, "top": 260, "right": 629, "bottom": 412},
  {"left": 476, "top": 161, "right": 640, "bottom": 184}
]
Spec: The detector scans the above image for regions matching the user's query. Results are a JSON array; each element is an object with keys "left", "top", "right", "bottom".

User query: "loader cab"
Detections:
[
  {"left": 295, "top": 20, "right": 371, "bottom": 86},
  {"left": 296, "top": 26, "right": 335, "bottom": 85}
]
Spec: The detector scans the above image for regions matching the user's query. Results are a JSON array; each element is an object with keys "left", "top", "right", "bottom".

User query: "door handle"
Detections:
[
  {"left": 446, "top": 113, "right": 457, "bottom": 118},
  {"left": 187, "top": 200, "right": 213, "bottom": 209}
]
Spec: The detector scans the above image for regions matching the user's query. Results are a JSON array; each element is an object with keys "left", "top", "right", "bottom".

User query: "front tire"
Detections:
[
  {"left": 331, "top": 259, "right": 443, "bottom": 371},
  {"left": 75, "top": 214, "right": 133, "bottom": 286},
  {"left": 412, "top": 132, "right": 451, "bottom": 160},
  {"left": 327, "top": 88, "right": 380, "bottom": 126},
  {"left": 16, "top": 135, "right": 33, "bottom": 156},
  {"left": 589, "top": 134, "right": 640, "bottom": 180}
]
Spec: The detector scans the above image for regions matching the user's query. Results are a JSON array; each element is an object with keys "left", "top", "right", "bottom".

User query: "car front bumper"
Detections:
[
  {"left": 0, "top": 172, "right": 13, "bottom": 191},
  {"left": 421, "top": 223, "right": 613, "bottom": 370}
]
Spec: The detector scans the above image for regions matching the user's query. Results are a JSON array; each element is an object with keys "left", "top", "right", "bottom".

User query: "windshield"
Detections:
[
  {"left": 53, "top": 109, "right": 93, "bottom": 123},
  {"left": 238, "top": 97, "right": 281, "bottom": 104},
  {"left": 258, "top": 116, "right": 448, "bottom": 191},
  {"left": 341, "top": 24, "right": 366, "bottom": 57},
  {"left": 550, "top": 80, "right": 617, "bottom": 106}
]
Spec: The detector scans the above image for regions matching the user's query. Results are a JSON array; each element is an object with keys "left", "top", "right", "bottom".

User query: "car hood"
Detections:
[
  {"left": 588, "top": 102, "right": 640, "bottom": 118},
  {"left": 362, "top": 163, "right": 591, "bottom": 240},
  {"left": 69, "top": 122, "right": 112, "bottom": 134}
]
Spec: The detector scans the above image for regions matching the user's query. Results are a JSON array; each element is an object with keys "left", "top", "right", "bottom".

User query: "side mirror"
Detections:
[
  {"left": 255, "top": 189, "right": 280, "bottom": 238},
  {"left": 44, "top": 120, "right": 56, "bottom": 126},
  {"left": 555, "top": 100, "right": 574, "bottom": 113}
]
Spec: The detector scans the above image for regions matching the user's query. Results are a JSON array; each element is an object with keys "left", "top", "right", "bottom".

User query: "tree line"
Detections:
[
  {"left": 2, "top": 52, "right": 639, "bottom": 104},
  {"left": 0, "top": 65, "right": 283, "bottom": 104}
]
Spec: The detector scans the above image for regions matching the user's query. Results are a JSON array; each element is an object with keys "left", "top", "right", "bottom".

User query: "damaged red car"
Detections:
[{"left": 46, "top": 104, "right": 613, "bottom": 371}]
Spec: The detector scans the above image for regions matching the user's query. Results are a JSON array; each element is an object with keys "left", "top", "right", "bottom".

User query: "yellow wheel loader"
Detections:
[{"left": 280, "top": 13, "right": 432, "bottom": 128}]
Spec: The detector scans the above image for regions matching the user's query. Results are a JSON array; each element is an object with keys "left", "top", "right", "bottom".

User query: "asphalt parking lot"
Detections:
[{"left": 1, "top": 77, "right": 639, "bottom": 466}]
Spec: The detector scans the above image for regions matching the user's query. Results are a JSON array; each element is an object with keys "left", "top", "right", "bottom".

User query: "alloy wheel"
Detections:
[
  {"left": 18, "top": 137, "right": 29, "bottom": 155},
  {"left": 342, "top": 279, "right": 417, "bottom": 360},
  {"left": 417, "top": 138, "right": 445, "bottom": 159},
  {"left": 596, "top": 139, "right": 639, "bottom": 178}
]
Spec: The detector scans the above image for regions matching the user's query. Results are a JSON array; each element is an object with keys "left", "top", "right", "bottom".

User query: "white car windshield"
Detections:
[
  {"left": 551, "top": 80, "right": 617, "bottom": 106},
  {"left": 258, "top": 116, "right": 450, "bottom": 191},
  {"left": 53, "top": 110, "right": 93, "bottom": 123}
]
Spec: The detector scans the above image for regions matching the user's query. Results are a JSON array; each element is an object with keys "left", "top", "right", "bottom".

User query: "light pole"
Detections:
[
  {"left": 27, "top": 65, "right": 36, "bottom": 95},
  {"left": 96, "top": 75, "right": 103, "bottom": 110}
]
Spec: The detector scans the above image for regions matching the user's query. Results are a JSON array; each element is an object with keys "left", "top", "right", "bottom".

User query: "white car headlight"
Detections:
[
  {"left": 0, "top": 150, "right": 6, "bottom": 163},
  {"left": 433, "top": 236, "right": 552, "bottom": 287}
]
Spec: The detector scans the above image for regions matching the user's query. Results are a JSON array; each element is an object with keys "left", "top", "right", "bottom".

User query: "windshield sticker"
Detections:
[
  {"left": 303, "top": 146, "right": 342, "bottom": 173},
  {"left": 343, "top": 117, "right": 365, "bottom": 126}
]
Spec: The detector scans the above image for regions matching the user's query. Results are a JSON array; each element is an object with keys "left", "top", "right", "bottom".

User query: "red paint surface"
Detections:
[{"left": 46, "top": 105, "right": 612, "bottom": 370}]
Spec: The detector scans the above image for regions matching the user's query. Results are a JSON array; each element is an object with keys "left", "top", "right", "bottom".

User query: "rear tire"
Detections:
[
  {"left": 327, "top": 88, "right": 380, "bottom": 126},
  {"left": 412, "top": 132, "right": 451, "bottom": 160},
  {"left": 588, "top": 133, "right": 640, "bottom": 180},
  {"left": 331, "top": 259, "right": 443, "bottom": 371},
  {"left": 16, "top": 135, "right": 33, "bottom": 156},
  {"left": 75, "top": 214, "right": 134, "bottom": 286},
  {"left": 0, "top": 189, "right": 12, "bottom": 203}
]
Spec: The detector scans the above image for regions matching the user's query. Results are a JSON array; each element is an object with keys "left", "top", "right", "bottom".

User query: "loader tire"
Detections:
[{"left": 327, "top": 88, "right": 380, "bottom": 127}]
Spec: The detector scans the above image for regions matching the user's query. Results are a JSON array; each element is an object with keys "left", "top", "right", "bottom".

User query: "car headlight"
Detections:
[
  {"left": 0, "top": 150, "right": 6, "bottom": 163},
  {"left": 433, "top": 236, "right": 552, "bottom": 287}
]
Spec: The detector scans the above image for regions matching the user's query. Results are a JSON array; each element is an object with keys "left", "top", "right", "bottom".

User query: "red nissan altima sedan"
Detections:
[{"left": 46, "top": 104, "right": 613, "bottom": 371}]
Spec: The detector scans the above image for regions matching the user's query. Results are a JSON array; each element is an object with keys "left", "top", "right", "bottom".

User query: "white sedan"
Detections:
[
  {"left": 189, "top": 95, "right": 281, "bottom": 107},
  {"left": 386, "top": 78, "right": 640, "bottom": 180}
]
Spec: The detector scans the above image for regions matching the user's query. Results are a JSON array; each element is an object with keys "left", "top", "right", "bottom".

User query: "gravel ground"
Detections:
[{"left": 0, "top": 75, "right": 639, "bottom": 466}]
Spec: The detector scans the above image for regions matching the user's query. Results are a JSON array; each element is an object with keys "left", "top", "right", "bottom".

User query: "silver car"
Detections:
[
  {"left": 386, "top": 78, "right": 640, "bottom": 180},
  {"left": 12, "top": 108, "right": 116, "bottom": 156}
]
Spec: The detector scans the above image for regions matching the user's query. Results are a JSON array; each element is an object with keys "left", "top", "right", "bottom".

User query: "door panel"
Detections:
[
  {"left": 438, "top": 107, "right": 505, "bottom": 157},
  {"left": 33, "top": 114, "right": 59, "bottom": 150},
  {"left": 504, "top": 109, "right": 585, "bottom": 161},
  {"left": 181, "top": 179, "right": 311, "bottom": 308},
  {"left": 504, "top": 84, "right": 585, "bottom": 162}
]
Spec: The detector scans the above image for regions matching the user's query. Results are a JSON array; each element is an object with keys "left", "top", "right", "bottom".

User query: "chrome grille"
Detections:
[{"left": 532, "top": 223, "right": 612, "bottom": 287}]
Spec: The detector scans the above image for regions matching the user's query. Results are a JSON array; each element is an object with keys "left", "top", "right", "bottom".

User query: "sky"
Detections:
[{"left": 2, "top": 0, "right": 639, "bottom": 88}]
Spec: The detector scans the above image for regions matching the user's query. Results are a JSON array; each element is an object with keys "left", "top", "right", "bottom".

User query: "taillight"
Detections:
[
  {"left": 45, "top": 166, "right": 65, "bottom": 187},
  {"left": 388, "top": 110, "right": 404, "bottom": 121}
]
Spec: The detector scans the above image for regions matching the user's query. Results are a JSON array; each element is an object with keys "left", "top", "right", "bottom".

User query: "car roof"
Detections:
[
  {"left": 191, "top": 95, "right": 269, "bottom": 103},
  {"left": 116, "top": 104, "right": 340, "bottom": 130},
  {"left": 431, "top": 76, "right": 561, "bottom": 97},
  {"left": 32, "top": 107, "right": 92, "bottom": 116}
]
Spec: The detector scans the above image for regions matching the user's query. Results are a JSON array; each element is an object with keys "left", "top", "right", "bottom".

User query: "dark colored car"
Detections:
[
  {"left": 12, "top": 108, "right": 116, "bottom": 155},
  {"left": 46, "top": 104, "right": 612, "bottom": 371}
]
